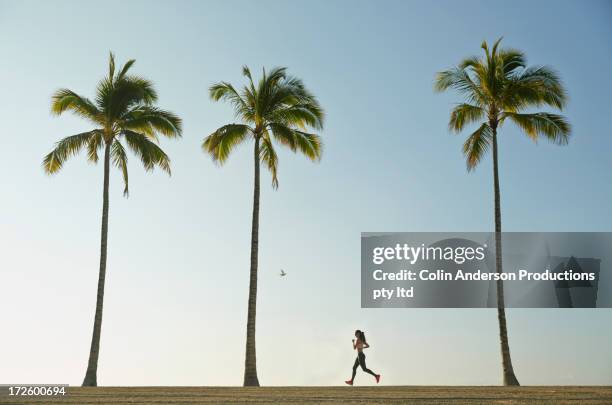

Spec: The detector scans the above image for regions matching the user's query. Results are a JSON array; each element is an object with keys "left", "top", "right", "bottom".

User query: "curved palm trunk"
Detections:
[
  {"left": 82, "top": 141, "right": 111, "bottom": 387},
  {"left": 491, "top": 127, "right": 520, "bottom": 386},
  {"left": 244, "top": 137, "right": 261, "bottom": 386}
]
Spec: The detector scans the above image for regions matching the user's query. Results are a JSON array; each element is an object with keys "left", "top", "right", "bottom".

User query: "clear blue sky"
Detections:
[{"left": 1, "top": 0, "right": 611, "bottom": 386}]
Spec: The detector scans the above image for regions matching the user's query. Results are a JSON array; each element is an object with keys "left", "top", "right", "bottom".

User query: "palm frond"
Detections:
[
  {"left": 43, "top": 131, "right": 99, "bottom": 174},
  {"left": 51, "top": 89, "right": 102, "bottom": 123},
  {"left": 258, "top": 67, "right": 287, "bottom": 114},
  {"left": 434, "top": 68, "right": 486, "bottom": 105},
  {"left": 463, "top": 123, "right": 493, "bottom": 171},
  {"left": 269, "top": 122, "right": 322, "bottom": 161},
  {"left": 202, "top": 124, "right": 252, "bottom": 164},
  {"left": 121, "top": 106, "right": 182, "bottom": 138},
  {"left": 242, "top": 65, "right": 256, "bottom": 94},
  {"left": 293, "top": 130, "right": 322, "bottom": 161},
  {"left": 268, "top": 122, "right": 297, "bottom": 151},
  {"left": 504, "top": 66, "right": 567, "bottom": 110},
  {"left": 269, "top": 103, "right": 324, "bottom": 130},
  {"left": 459, "top": 55, "right": 481, "bottom": 70},
  {"left": 108, "top": 75, "right": 158, "bottom": 117},
  {"left": 94, "top": 77, "right": 114, "bottom": 114},
  {"left": 95, "top": 75, "right": 158, "bottom": 121},
  {"left": 117, "top": 59, "right": 136, "bottom": 81},
  {"left": 86, "top": 130, "right": 104, "bottom": 163},
  {"left": 111, "top": 140, "right": 130, "bottom": 196},
  {"left": 122, "top": 130, "right": 171, "bottom": 174},
  {"left": 108, "top": 52, "right": 115, "bottom": 80},
  {"left": 449, "top": 103, "right": 485, "bottom": 132},
  {"left": 503, "top": 112, "right": 571, "bottom": 144},
  {"left": 210, "top": 82, "right": 252, "bottom": 120},
  {"left": 498, "top": 48, "right": 526, "bottom": 76},
  {"left": 265, "top": 67, "right": 287, "bottom": 87},
  {"left": 259, "top": 135, "right": 279, "bottom": 188},
  {"left": 118, "top": 76, "right": 158, "bottom": 105}
]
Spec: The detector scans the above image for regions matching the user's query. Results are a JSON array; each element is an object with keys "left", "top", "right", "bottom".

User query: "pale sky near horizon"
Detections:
[{"left": 1, "top": 0, "right": 611, "bottom": 386}]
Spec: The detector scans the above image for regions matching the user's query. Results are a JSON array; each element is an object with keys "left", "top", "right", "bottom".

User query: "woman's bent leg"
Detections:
[{"left": 359, "top": 352, "right": 377, "bottom": 377}]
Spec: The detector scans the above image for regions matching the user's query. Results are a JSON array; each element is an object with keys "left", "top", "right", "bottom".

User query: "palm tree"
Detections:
[
  {"left": 43, "top": 53, "right": 182, "bottom": 386},
  {"left": 435, "top": 38, "right": 570, "bottom": 386},
  {"left": 203, "top": 66, "right": 324, "bottom": 386}
]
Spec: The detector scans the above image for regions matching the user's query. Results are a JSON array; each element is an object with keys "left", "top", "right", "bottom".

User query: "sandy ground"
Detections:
[{"left": 1, "top": 386, "right": 611, "bottom": 404}]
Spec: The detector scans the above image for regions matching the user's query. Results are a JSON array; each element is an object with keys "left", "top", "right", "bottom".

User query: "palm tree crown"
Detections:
[
  {"left": 203, "top": 66, "right": 324, "bottom": 186},
  {"left": 434, "top": 37, "right": 570, "bottom": 169},
  {"left": 43, "top": 52, "right": 182, "bottom": 194}
]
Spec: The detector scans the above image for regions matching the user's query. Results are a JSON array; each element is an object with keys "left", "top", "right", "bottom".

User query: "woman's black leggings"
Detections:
[{"left": 351, "top": 351, "right": 377, "bottom": 380}]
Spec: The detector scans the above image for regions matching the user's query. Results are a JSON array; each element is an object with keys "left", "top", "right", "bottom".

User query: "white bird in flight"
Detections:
[{"left": 280, "top": 269, "right": 287, "bottom": 277}]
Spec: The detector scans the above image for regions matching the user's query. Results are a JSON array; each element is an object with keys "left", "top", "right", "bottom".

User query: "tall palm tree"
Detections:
[
  {"left": 203, "top": 66, "right": 324, "bottom": 386},
  {"left": 43, "top": 53, "right": 182, "bottom": 386},
  {"left": 435, "top": 38, "right": 570, "bottom": 386}
]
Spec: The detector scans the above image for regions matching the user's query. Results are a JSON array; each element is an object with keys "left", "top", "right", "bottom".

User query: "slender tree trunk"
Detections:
[
  {"left": 82, "top": 141, "right": 111, "bottom": 387},
  {"left": 491, "top": 126, "right": 520, "bottom": 386},
  {"left": 243, "top": 136, "right": 261, "bottom": 387}
]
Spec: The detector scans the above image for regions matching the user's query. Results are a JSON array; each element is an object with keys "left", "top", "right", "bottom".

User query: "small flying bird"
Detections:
[{"left": 280, "top": 269, "right": 287, "bottom": 277}]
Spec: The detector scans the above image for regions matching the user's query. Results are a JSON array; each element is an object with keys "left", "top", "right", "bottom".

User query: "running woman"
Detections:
[{"left": 345, "top": 330, "right": 381, "bottom": 385}]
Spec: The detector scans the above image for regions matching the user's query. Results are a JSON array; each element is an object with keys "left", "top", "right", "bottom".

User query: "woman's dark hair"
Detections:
[{"left": 355, "top": 329, "right": 367, "bottom": 343}]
